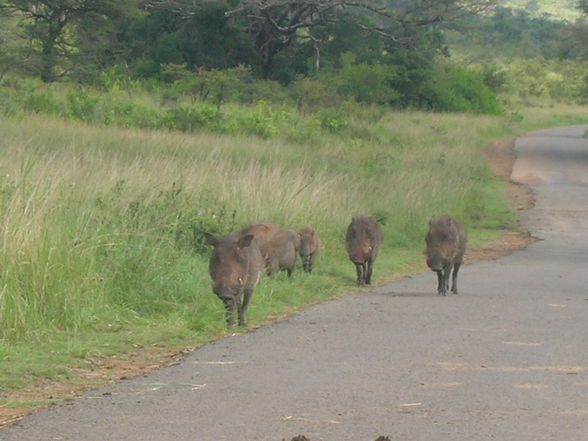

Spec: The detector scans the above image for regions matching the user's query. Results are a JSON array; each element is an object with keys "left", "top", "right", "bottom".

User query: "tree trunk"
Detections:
[
  {"left": 39, "top": 18, "right": 67, "bottom": 83},
  {"left": 40, "top": 40, "right": 56, "bottom": 83}
]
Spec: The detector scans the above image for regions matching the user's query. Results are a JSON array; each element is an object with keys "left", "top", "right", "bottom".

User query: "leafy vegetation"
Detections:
[{"left": 503, "top": 0, "right": 581, "bottom": 21}]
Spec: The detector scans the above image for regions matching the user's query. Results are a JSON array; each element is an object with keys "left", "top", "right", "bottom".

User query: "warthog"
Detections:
[
  {"left": 261, "top": 229, "right": 300, "bottom": 277},
  {"left": 425, "top": 215, "right": 467, "bottom": 296},
  {"left": 345, "top": 216, "right": 383, "bottom": 286},
  {"left": 298, "top": 226, "right": 320, "bottom": 273},
  {"left": 239, "top": 222, "right": 279, "bottom": 250},
  {"left": 204, "top": 231, "right": 264, "bottom": 326}
]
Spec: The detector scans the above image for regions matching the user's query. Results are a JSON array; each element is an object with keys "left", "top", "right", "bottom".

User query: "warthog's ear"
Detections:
[
  {"left": 204, "top": 232, "right": 219, "bottom": 247},
  {"left": 238, "top": 234, "right": 255, "bottom": 249}
]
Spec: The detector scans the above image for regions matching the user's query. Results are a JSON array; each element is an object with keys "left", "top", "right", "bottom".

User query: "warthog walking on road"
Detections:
[
  {"left": 261, "top": 229, "right": 300, "bottom": 277},
  {"left": 425, "top": 215, "right": 467, "bottom": 296},
  {"left": 204, "top": 232, "right": 264, "bottom": 326},
  {"left": 345, "top": 216, "right": 383, "bottom": 286},
  {"left": 298, "top": 226, "right": 320, "bottom": 273}
]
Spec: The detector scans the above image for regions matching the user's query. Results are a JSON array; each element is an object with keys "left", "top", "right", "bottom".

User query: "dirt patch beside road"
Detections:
[
  {"left": 0, "top": 347, "right": 187, "bottom": 429},
  {"left": 468, "top": 138, "right": 538, "bottom": 263},
  {"left": 485, "top": 137, "right": 535, "bottom": 211},
  {"left": 0, "top": 138, "right": 536, "bottom": 430}
]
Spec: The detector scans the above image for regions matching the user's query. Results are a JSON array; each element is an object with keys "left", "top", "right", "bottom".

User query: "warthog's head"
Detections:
[
  {"left": 298, "top": 227, "right": 318, "bottom": 257},
  {"left": 425, "top": 217, "right": 455, "bottom": 272},
  {"left": 205, "top": 232, "right": 255, "bottom": 300}
]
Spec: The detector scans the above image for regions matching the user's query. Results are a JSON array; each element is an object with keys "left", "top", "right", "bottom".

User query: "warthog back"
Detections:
[
  {"left": 239, "top": 222, "right": 279, "bottom": 250},
  {"left": 261, "top": 229, "right": 299, "bottom": 277}
]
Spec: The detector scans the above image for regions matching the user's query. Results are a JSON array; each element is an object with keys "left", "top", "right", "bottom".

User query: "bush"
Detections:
[
  {"left": 289, "top": 76, "right": 340, "bottom": 113},
  {"left": 321, "top": 56, "right": 400, "bottom": 105},
  {"left": 66, "top": 90, "right": 102, "bottom": 122},
  {"left": 23, "top": 92, "right": 63, "bottom": 116},
  {"left": 421, "top": 64, "right": 503, "bottom": 114},
  {"left": 497, "top": 57, "right": 588, "bottom": 103},
  {"left": 159, "top": 105, "right": 220, "bottom": 131},
  {"left": 317, "top": 108, "right": 348, "bottom": 132}
]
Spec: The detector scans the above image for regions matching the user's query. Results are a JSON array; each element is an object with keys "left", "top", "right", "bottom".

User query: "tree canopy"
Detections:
[
  {"left": 0, "top": 0, "right": 142, "bottom": 81},
  {"left": 145, "top": 0, "right": 496, "bottom": 77},
  {"left": 0, "top": 0, "right": 586, "bottom": 110}
]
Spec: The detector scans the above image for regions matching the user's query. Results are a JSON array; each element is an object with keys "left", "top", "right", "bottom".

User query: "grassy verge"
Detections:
[{"left": 0, "top": 101, "right": 587, "bottom": 410}]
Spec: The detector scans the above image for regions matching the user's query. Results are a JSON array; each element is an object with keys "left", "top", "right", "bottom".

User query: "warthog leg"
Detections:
[
  {"left": 222, "top": 297, "right": 238, "bottom": 326},
  {"left": 436, "top": 270, "right": 444, "bottom": 295},
  {"left": 238, "top": 288, "right": 254, "bottom": 327},
  {"left": 355, "top": 262, "right": 366, "bottom": 286},
  {"left": 451, "top": 261, "right": 462, "bottom": 294},
  {"left": 366, "top": 259, "right": 374, "bottom": 285}
]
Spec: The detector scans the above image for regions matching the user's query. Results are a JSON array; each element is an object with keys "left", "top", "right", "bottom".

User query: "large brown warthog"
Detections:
[
  {"left": 239, "top": 222, "right": 279, "bottom": 249},
  {"left": 204, "top": 232, "right": 264, "bottom": 326},
  {"left": 298, "top": 226, "right": 320, "bottom": 273},
  {"left": 345, "top": 216, "right": 384, "bottom": 286},
  {"left": 261, "top": 229, "right": 300, "bottom": 277},
  {"left": 425, "top": 215, "right": 467, "bottom": 296}
]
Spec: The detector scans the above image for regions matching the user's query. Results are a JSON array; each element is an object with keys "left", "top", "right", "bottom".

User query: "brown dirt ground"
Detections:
[{"left": 0, "top": 138, "right": 537, "bottom": 430}]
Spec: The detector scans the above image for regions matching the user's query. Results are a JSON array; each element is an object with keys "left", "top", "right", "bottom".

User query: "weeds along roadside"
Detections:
[{"left": 0, "top": 99, "right": 588, "bottom": 394}]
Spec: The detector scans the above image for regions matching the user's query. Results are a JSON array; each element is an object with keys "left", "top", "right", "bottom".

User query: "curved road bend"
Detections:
[{"left": 2, "top": 125, "right": 588, "bottom": 441}]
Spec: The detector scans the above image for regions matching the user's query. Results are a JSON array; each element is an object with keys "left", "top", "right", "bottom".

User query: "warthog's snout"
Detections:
[{"left": 426, "top": 256, "right": 445, "bottom": 272}]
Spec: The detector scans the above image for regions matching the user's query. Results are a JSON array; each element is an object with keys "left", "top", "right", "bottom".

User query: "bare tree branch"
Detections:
[{"left": 148, "top": 0, "right": 497, "bottom": 76}]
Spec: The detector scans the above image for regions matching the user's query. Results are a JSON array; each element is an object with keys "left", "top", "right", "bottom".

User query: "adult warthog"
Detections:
[
  {"left": 298, "top": 226, "right": 320, "bottom": 273},
  {"left": 204, "top": 232, "right": 264, "bottom": 326},
  {"left": 425, "top": 215, "right": 467, "bottom": 296},
  {"left": 345, "top": 216, "right": 383, "bottom": 286}
]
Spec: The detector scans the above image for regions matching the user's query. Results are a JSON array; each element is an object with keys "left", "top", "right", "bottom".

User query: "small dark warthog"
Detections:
[
  {"left": 345, "top": 216, "right": 384, "bottom": 286},
  {"left": 261, "top": 229, "right": 300, "bottom": 277},
  {"left": 425, "top": 215, "right": 467, "bottom": 296},
  {"left": 298, "top": 226, "right": 320, "bottom": 273},
  {"left": 239, "top": 222, "right": 279, "bottom": 249},
  {"left": 204, "top": 232, "right": 264, "bottom": 326}
]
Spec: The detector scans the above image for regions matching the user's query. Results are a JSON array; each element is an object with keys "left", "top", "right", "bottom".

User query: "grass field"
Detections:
[{"left": 1, "top": 101, "right": 588, "bottom": 406}]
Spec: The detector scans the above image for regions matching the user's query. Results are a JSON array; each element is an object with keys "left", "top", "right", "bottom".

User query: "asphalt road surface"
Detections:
[{"left": 2, "top": 125, "right": 588, "bottom": 441}]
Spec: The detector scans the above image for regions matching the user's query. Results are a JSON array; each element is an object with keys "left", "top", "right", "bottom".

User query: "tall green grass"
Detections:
[{"left": 1, "top": 102, "right": 588, "bottom": 390}]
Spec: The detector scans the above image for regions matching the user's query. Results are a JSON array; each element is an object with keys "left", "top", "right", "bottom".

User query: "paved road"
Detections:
[{"left": 3, "top": 126, "right": 588, "bottom": 441}]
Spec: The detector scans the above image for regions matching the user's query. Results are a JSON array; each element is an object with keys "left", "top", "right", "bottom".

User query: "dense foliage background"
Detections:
[{"left": 0, "top": 0, "right": 586, "bottom": 113}]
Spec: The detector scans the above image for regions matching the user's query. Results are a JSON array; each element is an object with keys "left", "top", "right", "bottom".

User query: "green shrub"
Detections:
[
  {"left": 159, "top": 104, "right": 220, "bottom": 131},
  {"left": 23, "top": 92, "right": 63, "bottom": 116},
  {"left": 289, "top": 76, "right": 340, "bottom": 113},
  {"left": 422, "top": 64, "right": 503, "bottom": 114},
  {"left": 66, "top": 90, "right": 102, "bottom": 122},
  {"left": 322, "top": 56, "right": 400, "bottom": 105},
  {"left": 497, "top": 57, "right": 588, "bottom": 103},
  {"left": 317, "top": 108, "right": 348, "bottom": 132}
]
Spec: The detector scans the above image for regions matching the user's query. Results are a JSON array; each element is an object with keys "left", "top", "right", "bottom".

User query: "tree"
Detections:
[
  {"left": 0, "top": 0, "right": 141, "bottom": 82},
  {"left": 147, "top": 0, "right": 497, "bottom": 78},
  {"left": 0, "top": 14, "right": 28, "bottom": 80},
  {"left": 559, "top": 1, "right": 588, "bottom": 60}
]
